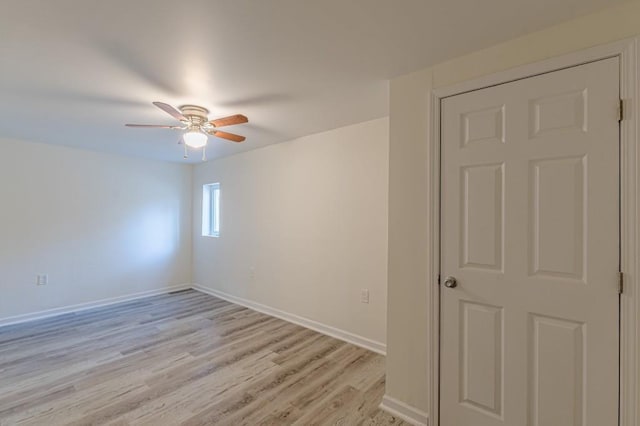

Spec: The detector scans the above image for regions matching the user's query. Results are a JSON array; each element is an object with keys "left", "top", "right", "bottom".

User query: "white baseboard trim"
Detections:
[
  {"left": 0, "top": 284, "right": 192, "bottom": 328},
  {"left": 379, "top": 395, "right": 429, "bottom": 426},
  {"left": 192, "top": 284, "right": 386, "bottom": 355}
]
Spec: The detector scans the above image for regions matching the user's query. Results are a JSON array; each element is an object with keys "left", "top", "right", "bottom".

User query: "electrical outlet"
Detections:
[
  {"left": 360, "top": 288, "right": 369, "bottom": 304},
  {"left": 36, "top": 274, "right": 48, "bottom": 286}
]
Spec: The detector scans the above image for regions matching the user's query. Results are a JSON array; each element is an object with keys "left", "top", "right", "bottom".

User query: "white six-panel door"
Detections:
[{"left": 440, "top": 58, "right": 620, "bottom": 426}]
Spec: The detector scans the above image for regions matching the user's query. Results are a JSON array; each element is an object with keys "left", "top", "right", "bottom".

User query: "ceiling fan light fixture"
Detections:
[{"left": 183, "top": 129, "right": 208, "bottom": 148}]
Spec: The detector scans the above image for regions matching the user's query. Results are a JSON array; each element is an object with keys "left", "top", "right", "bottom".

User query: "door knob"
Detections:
[{"left": 443, "top": 276, "right": 457, "bottom": 288}]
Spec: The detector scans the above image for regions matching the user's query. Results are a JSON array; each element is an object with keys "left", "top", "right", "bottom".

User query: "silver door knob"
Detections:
[{"left": 443, "top": 276, "right": 457, "bottom": 288}]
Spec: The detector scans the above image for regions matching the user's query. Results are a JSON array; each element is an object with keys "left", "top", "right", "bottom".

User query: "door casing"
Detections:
[{"left": 428, "top": 38, "right": 640, "bottom": 426}]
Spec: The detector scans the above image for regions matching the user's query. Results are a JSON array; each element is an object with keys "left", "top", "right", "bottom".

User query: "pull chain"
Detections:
[{"left": 183, "top": 143, "right": 188, "bottom": 159}]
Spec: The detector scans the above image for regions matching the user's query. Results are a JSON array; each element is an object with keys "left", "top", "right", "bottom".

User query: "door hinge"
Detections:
[
  {"left": 619, "top": 271, "right": 624, "bottom": 294},
  {"left": 619, "top": 99, "right": 624, "bottom": 122}
]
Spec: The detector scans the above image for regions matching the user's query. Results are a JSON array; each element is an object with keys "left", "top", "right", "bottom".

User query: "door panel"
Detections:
[
  {"left": 440, "top": 58, "right": 620, "bottom": 426},
  {"left": 530, "top": 156, "right": 585, "bottom": 280},
  {"left": 459, "top": 301, "right": 504, "bottom": 417},
  {"left": 461, "top": 163, "right": 504, "bottom": 271},
  {"left": 528, "top": 314, "right": 585, "bottom": 426}
]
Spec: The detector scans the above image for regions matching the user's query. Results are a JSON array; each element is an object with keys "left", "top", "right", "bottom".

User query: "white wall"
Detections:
[
  {"left": 0, "top": 138, "right": 192, "bottom": 322},
  {"left": 386, "top": 0, "right": 640, "bottom": 417},
  {"left": 192, "top": 118, "right": 389, "bottom": 347}
]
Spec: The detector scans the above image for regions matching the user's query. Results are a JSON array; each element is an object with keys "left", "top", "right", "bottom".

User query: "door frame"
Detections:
[{"left": 428, "top": 38, "right": 639, "bottom": 426}]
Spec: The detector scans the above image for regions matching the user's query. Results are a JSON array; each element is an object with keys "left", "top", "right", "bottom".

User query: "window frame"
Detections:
[{"left": 202, "top": 182, "right": 220, "bottom": 237}]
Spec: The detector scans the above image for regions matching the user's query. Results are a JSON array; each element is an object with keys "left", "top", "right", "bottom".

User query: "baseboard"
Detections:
[
  {"left": 3, "top": 283, "right": 387, "bottom": 355},
  {"left": 379, "top": 395, "right": 429, "bottom": 426},
  {"left": 0, "top": 284, "right": 192, "bottom": 328},
  {"left": 191, "top": 284, "right": 386, "bottom": 355}
]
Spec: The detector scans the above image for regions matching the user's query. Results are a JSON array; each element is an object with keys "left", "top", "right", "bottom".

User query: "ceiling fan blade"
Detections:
[
  {"left": 207, "top": 129, "right": 246, "bottom": 143},
  {"left": 209, "top": 114, "right": 248, "bottom": 128},
  {"left": 152, "top": 101, "right": 187, "bottom": 122},
  {"left": 125, "top": 124, "right": 184, "bottom": 129}
]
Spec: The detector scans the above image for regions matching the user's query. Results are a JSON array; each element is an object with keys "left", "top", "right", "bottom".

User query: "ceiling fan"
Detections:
[{"left": 125, "top": 102, "right": 248, "bottom": 160}]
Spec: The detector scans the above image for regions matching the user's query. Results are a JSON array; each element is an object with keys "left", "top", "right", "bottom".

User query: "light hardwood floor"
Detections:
[{"left": 0, "top": 290, "right": 405, "bottom": 426}]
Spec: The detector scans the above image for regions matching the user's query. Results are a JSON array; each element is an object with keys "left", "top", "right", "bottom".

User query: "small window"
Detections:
[{"left": 202, "top": 183, "right": 220, "bottom": 237}]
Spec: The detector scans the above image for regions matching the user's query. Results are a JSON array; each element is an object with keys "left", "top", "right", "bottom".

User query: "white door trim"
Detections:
[{"left": 428, "top": 37, "right": 639, "bottom": 426}]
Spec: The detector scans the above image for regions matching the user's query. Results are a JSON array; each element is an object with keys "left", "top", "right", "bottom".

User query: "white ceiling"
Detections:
[{"left": 0, "top": 0, "right": 624, "bottom": 163}]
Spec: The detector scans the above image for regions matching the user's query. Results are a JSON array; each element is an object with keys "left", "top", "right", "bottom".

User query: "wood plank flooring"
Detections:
[{"left": 0, "top": 290, "right": 405, "bottom": 426}]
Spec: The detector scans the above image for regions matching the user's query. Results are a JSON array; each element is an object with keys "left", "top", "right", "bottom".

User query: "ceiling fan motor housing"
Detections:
[{"left": 179, "top": 105, "right": 210, "bottom": 125}]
